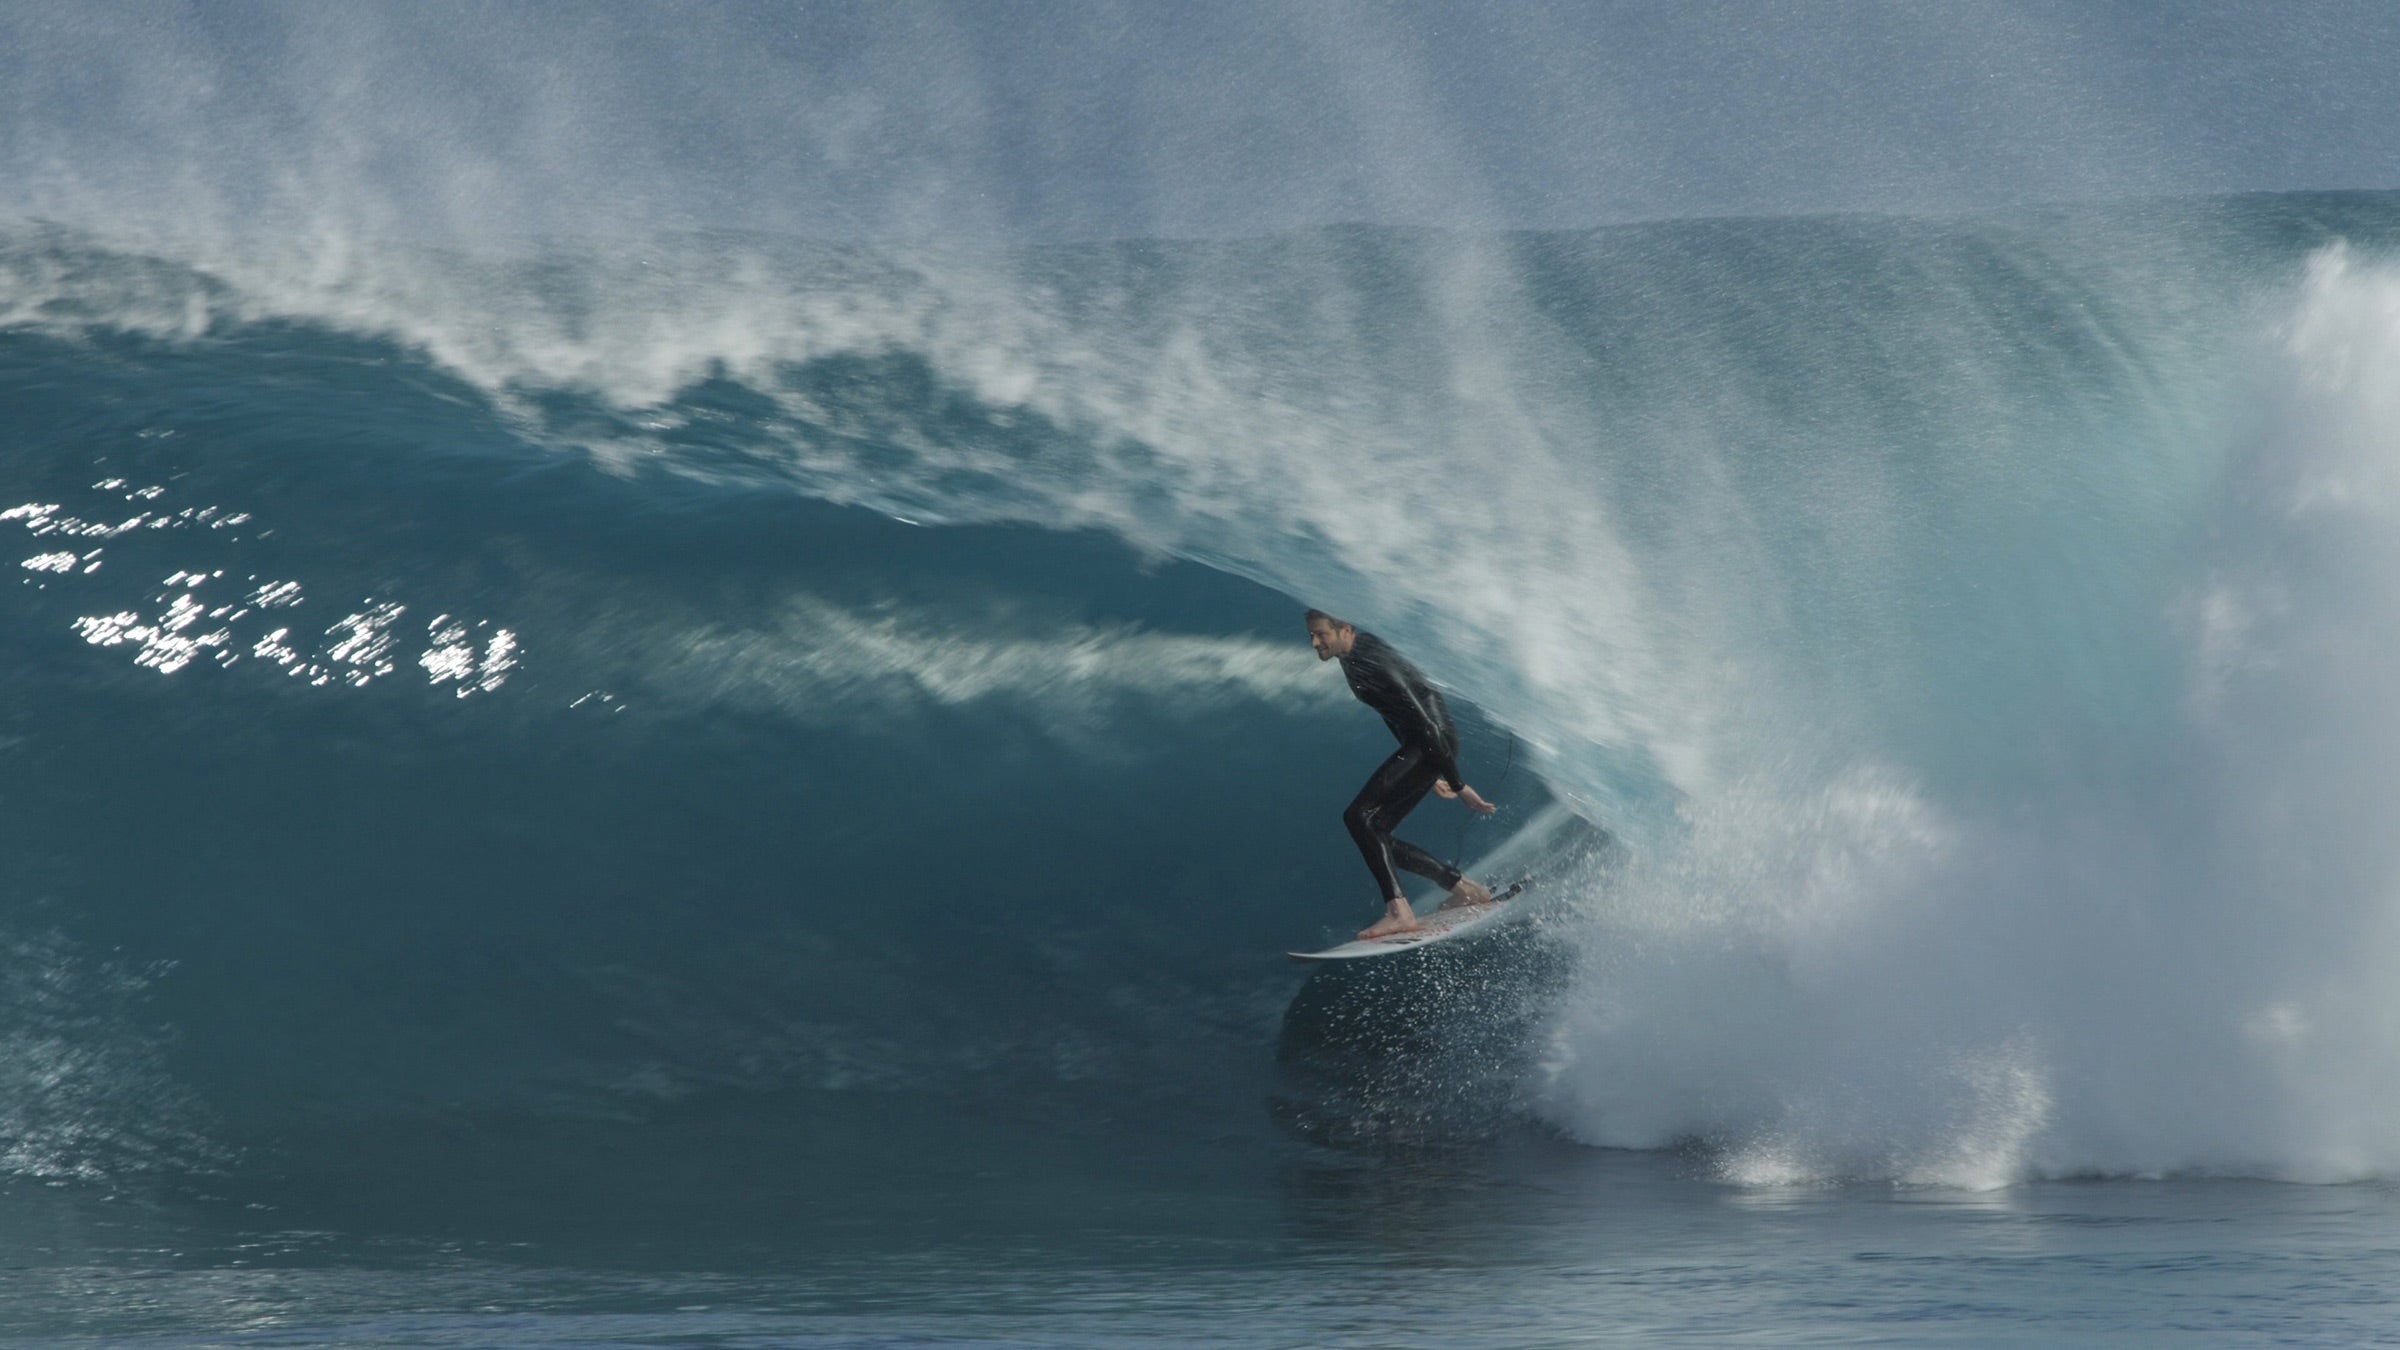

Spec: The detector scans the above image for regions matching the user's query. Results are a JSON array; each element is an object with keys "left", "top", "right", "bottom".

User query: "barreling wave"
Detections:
[{"left": 5, "top": 191, "right": 2400, "bottom": 1194}]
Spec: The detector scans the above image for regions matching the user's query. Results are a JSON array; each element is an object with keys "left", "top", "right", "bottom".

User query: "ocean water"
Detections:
[{"left": 6, "top": 194, "right": 2400, "bottom": 1344}]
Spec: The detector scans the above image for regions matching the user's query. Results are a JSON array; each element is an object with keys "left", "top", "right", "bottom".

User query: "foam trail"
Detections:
[{"left": 599, "top": 599, "right": 1353, "bottom": 744}]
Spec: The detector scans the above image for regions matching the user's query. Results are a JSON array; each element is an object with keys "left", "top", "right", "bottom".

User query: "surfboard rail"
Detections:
[{"left": 1285, "top": 880, "right": 1530, "bottom": 962}]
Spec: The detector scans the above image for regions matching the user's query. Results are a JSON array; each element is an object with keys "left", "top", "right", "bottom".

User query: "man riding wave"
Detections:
[{"left": 1305, "top": 610, "right": 1498, "bottom": 939}]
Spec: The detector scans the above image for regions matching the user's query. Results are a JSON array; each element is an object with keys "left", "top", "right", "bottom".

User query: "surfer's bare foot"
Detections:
[
  {"left": 1438, "top": 878, "right": 1495, "bottom": 911},
  {"left": 1359, "top": 897, "right": 1421, "bottom": 941}
]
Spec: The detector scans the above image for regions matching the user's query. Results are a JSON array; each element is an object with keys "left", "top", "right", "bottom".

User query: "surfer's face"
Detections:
[{"left": 1307, "top": 617, "right": 1355, "bottom": 661}]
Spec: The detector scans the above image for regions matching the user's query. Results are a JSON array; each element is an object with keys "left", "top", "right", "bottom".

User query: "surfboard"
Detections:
[{"left": 1286, "top": 880, "right": 1532, "bottom": 962}]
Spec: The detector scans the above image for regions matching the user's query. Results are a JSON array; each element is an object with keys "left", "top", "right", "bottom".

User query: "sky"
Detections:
[{"left": 3, "top": 0, "right": 2399, "bottom": 242}]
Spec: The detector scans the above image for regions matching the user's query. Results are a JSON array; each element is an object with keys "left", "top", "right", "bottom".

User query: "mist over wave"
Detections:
[
  {"left": 1539, "top": 235, "right": 2400, "bottom": 1186},
  {"left": 5, "top": 192, "right": 2400, "bottom": 1192}
]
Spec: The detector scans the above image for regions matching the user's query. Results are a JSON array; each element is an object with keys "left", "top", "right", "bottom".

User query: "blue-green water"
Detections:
[
  {"left": 7, "top": 1155, "right": 2400, "bottom": 1345},
  {"left": 6, "top": 196, "right": 2400, "bottom": 1342}
]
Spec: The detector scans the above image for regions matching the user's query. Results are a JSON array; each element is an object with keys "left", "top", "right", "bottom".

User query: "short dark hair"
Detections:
[{"left": 1303, "top": 608, "right": 1350, "bottom": 629}]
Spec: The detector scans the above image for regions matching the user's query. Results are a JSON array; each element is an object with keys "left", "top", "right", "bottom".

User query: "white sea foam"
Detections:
[{"left": 1538, "top": 248, "right": 2400, "bottom": 1185}]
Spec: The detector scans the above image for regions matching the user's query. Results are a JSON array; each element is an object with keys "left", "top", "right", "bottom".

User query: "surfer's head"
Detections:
[{"left": 1304, "top": 609, "right": 1356, "bottom": 661}]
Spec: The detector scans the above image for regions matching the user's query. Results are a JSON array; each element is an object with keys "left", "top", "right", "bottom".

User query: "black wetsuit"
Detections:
[{"left": 1336, "top": 631, "right": 1467, "bottom": 904}]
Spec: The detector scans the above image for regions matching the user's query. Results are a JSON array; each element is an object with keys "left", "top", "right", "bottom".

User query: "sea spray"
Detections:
[{"left": 1537, "top": 243, "right": 2400, "bottom": 1184}]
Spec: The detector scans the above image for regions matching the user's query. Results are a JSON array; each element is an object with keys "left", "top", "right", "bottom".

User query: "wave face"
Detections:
[{"left": 5, "top": 192, "right": 2400, "bottom": 1201}]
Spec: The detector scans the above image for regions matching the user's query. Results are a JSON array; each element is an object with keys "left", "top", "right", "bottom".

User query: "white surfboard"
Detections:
[{"left": 1286, "top": 880, "right": 1532, "bottom": 962}]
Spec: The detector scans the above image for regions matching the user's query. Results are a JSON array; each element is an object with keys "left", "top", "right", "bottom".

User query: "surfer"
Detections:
[{"left": 1306, "top": 610, "right": 1499, "bottom": 940}]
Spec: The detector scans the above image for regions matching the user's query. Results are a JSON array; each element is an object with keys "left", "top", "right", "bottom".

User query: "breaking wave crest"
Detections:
[{"left": 5, "top": 193, "right": 2400, "bottom": 1193}]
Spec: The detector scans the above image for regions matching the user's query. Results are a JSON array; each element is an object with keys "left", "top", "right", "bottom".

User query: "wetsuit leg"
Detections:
[
  {"left": 1388, "top": 834, "right": 1466, "bottom": 891},
  {"left": 1342, "top": 744, "right": 1464, "bottom": 901}
]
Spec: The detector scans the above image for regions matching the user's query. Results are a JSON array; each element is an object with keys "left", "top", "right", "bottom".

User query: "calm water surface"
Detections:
[{"left": 8, "top": 1137, "right": 2397, "bottom": 1346}]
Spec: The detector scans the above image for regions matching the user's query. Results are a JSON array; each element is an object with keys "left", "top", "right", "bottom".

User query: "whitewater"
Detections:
[{"left": 7, "top": 190, "right": 2400, "bottom": 1342}]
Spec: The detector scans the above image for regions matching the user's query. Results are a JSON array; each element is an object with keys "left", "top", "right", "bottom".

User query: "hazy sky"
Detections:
[{"left": 5, "top": 1, "right": 2400, "bottom": 241}]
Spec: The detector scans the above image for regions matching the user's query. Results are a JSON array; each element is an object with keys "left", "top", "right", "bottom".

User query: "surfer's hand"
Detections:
[
  {"left": 1433, "top": 779, "right": 1458, "bottom": 799},
  {"left": 1459, "top": 786, "right": 1498, "bottom": 815}
]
